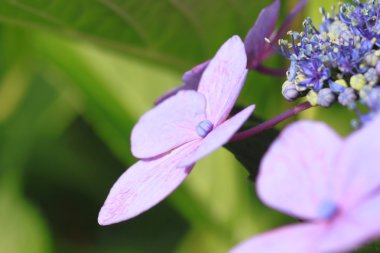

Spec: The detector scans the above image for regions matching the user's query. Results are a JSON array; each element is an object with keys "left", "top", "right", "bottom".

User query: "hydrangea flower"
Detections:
[
  {"left": 98, "top": 36, "right": 255, "bottom": 225},
  {"left": 231, "top": 115, "right": 380, "bottom": 253},
  {"left": 155, "top": 0, "right": 308, "bottom": 104},
  {"left": 279, "top": 0, "right": 380, "bottom": 123}
]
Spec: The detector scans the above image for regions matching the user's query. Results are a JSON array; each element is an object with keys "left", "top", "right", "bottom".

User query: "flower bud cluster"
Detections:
[{"left": 279, "top": 0, "right": 380, "bottom": 123}]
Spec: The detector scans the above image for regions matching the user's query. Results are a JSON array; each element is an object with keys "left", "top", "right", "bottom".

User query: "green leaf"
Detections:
[
  {"left": 0, "top": 0, "right": 272, "bottom": 69},
  {"left": 176, "top": 228, "right": 230, "bottom": 253},
  {"left": 33, "top": 32, "right": 182, "bottom": 164},
  {"left": 0, "top": 173, "right": 52, "bottom": 253},
  {"left": 0, "top": 64, "right": 62, "bottom": 253},
  {"left": 355, "top": 240, "right": 380, "bottom": 253}
]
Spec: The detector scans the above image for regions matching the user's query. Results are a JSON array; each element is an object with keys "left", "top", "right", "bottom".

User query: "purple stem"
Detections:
[
  {"left": 255, "top": 64, "right": 287, "bottom": 77},
  {"left": 231, "top": 102, "right": 312, "bottom": 142}
]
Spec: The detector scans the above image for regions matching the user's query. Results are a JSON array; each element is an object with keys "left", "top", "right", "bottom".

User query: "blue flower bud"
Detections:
[
  {"left": 318, "top": 88, "right": 335, "bottom": 107},
  {"left": 288, "top": 60, "right": 298, "bottom": 81},
  {"left": 362, "top": 87, "right": 380, "bottom": 112},
  {"left": 329, "top": 80, "right": 347, "bottom": 93},
  {"left": 282, "top": 81, "right": 299, "bottom": 101},
  {"left": 364, "top": 68, "right": 378, "bottom": 86},
  {"left": 338, "top": 88, "right": 357, "bottom": 106}
]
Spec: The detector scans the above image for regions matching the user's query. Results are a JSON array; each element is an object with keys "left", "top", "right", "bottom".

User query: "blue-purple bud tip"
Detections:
[
  {"left": 282, "top": 81, "right": 299, "bottom": 101},
  {"left": 318, "top": 200, "right": 339, "bottom": 220},
  {"left": 338, "top": 88, "right": 357, "bottom": 106},
  {"left": 318, "top": 88, "right": 335, "bottom": 107},
  {"left": 196, "top": 120, "right": 214, "bottom": 137}
]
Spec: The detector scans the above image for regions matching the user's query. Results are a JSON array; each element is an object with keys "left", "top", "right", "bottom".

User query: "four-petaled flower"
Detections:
[
  {"left": 98, "top": 36, "right": 255, "bottom": 225},
  {"left": 231, "top": 115, "right": 380, "bottom": 253}
]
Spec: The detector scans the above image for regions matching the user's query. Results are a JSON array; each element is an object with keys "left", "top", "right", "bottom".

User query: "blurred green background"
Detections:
[{"left": 0, "top": 1, "right": 350, "bottom": 253}]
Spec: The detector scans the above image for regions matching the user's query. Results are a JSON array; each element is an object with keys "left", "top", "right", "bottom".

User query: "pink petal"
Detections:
[
  {"left": 257, "top": 121, "right": 343, "bottom": 220},
  {"left": 333, "top": 114, "right": 380, "bottom": 209},
  {"left": 98, "top": 141, "right": 201, "bottom": 225},
  {"left": 230, "top": 223, "right": 325, "bottom": 253},
  {"left": 154, "top": 61, "right": 209, "bottom": 105},
  {"left": 131, "top": 90, "right": 205, "bottom": 159},
  {"left": 197, "top": 35, "right": 248, "bottom": 126},
  {"left": 230, "top": 193, "right": 380, "bottom": 253},
  {"left": 319, "top": 193, "right": 380, "bottom": 252},
  {"left": 179, "top": 105, "right": 255, "bottom": 167}
]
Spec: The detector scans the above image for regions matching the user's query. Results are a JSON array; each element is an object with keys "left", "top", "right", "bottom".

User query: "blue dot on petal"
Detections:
[
  {"left": 196, "top": 120, "right": 214, "bottom": 137},
  {"left": 318, "top": 200, "right": 339, "bottom": 220}
]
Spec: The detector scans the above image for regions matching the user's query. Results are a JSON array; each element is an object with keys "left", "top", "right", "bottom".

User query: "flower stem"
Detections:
[
  {"left": 231, "top": 102, "right": 312, "bottom": 142},
  {"left": 255, "top": 64, "right": 287, "bottom": 77}
]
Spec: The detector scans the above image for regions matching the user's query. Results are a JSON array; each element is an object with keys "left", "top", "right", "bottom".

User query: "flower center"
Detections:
[
  {"left": 318, "top": 200, "right": 339, "bottom": 220},
  {"left": 196, "top": 120, "right": 214, "bottom": 137}
]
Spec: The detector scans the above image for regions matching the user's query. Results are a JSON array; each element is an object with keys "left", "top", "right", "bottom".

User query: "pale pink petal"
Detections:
[
  {"left": 179, "top": 105, "right": 255, "bottom": 167},
  {"left": 319, "top": 193, "right": 380, "bottom": 252},
  {"left": 131, "top": 90, "right": 205, "bottom": 159},
  {"left": 197, "top": 35, "right": 248, "bottom": 126},
  {"left": 332, "top": 114, "right": 380, "bottom": 208},
  {"left": 230, "top": 193, "right": 380, "bottom": 253},
  {"left": 230, "top": 223, "right": 325, "bottom": 253},
  {"left": 98, "top": 141, "right": 201, "bottom": 225},
  {"left": 257, "top": 121, "right": 344, "bottom": 220}
]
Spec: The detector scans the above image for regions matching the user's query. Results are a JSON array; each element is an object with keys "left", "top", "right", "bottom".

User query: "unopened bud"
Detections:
[
  {"left": 282, "top": 81, "right": 299, "bottom": 101},
  {"left": 318, "top": 88, "right": 335, "bottom": 107},
  {"left": 338, "top": 88, "right": 357, "bottom": 106},
  {"left": 350, "top": 74, "right": 366, "bottom": 90},
  {"left": 306, "top": 90, "right": 318, "bottom": 106}
]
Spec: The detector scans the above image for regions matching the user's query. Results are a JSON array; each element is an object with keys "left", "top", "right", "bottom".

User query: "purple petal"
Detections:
[
  {"left": 155, "top": 61, "right": 209, "bottom": 105},
  {"left": 180, "top": 105, "right": 255, "bottom": 167},
  {"left": 257, "top": 120, "right": 343, "bottom": 220},
  {"left": 259, "top": 0, "right": 308, "bottom": 63},
  {"left": 98, "top": 141, "right": 201, "bottom": 225},
  {"left": 230, "top": 223, "right": 325, "bottom": 253},
  {"left": 182, "top": 60, "right": 209, "bottom": 89},
  {"left": 132, "top": 90, "right": 205, "bottom": 159},
  {"left": 244, "top": 0, "right": 280, "bottom": 68},
  {"left": 197, "top": 35, "right": 248, "bottom": 126}
]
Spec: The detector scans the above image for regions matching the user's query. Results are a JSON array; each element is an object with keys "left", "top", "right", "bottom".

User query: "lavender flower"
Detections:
[
  {"left": 98, "top": 36, "right": 255, "bottom": 225},
  {"left": 278, "top": 0, "right": 380, "bottom": 124}
]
